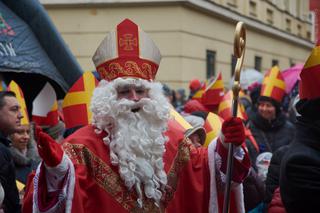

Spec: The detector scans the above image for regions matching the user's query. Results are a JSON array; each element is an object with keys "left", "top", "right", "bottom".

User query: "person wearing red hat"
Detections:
[
  {"left": 189, "top": 78, "right": 201, "bottom": 94},
  {"left": 188, "top": 78, "right": 206, "bottom": 101},
  {"left": 246, "top": 66, "right": 295, "bottom": 166},
  {"left": 23, "top": 19, "right": 250, "bottom": 213},
  {"left": 280, "top": 42, "right": 320, "bottom": 213},
  {"left": 245, "top": 66, "right": 295, "bottom": 210}
]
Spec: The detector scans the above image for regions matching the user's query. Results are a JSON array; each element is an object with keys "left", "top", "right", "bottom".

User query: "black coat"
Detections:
[
  {"left": 246, "top": 112, "right": 295, "bottom": 168},
  {"left": 280, "top": 118, "right": 320, "bottom": 213},
  {"left": 264, "top": 144, "right": 289, "bottom": 204},
  {"left": 0, "top": 134, "right": 21, "bottom": 213}
]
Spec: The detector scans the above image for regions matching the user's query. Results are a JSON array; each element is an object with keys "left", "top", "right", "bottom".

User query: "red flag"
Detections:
[
  {"left": 218, "top": 91, "right": 248, "bottom": 121},
  {"left": 202, "top": 72, "right": 224, "bottom": 106},
  {"left": 203, "top": 112, "right": 223, "bottom": 147}
]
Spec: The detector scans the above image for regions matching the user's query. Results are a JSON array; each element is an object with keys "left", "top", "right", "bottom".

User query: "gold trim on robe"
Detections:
[{"left": 62, "top": 137, "right": 191, "bottom": 212}]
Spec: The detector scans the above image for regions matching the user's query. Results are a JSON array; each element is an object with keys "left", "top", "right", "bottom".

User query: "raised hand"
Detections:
[
  {"left": 35, "top": 127, "right": 64, "bottom": 167},
  {"left": 221, "top": 117, "right": 245, "bottom": 146}
]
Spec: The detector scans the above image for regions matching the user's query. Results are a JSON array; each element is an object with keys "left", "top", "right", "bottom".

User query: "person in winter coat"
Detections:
[
  {"left": 9, "top": 123, "right": 40, "bottom": 184},
  {"left": 280, "top": 43, "right": 320, "bottom": 212},
  {"left": 0, "top": 91, "right": 22, "bottom": 212},
  {"left": 246, "top": 66, "right": 295, "bottom": 169},
  {"left": 264, "top": 145, "right": 289, "bottom": 205},
  {"left": 280, "top": 99, "right": 320, "bottom": 213}
]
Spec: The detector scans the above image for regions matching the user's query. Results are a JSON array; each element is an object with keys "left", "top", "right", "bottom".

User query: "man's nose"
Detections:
[
  {"left": 129, "top": 90, "right": 139, "bottom": 102},
  {"left": 18, "top": 111, "right": 23, "bottom": 119}
]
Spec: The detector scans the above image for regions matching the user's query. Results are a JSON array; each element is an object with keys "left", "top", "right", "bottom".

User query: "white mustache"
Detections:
[{"left": 116, "top": 98, "right": 153, "bottom": 113}]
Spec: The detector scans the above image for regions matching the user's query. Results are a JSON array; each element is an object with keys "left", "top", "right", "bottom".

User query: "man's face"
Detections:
[
  {"left": 258, "top": 101, "right": 276, "bottom": 121},
  {"left": 116, "top": 84, "right": 149, "bottom": 101},
  {"left": 0, "top": 96, "right": 22, "bottom": 136}
]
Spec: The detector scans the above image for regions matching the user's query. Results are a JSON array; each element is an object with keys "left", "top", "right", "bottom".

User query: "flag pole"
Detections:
[{"left": 222, "top": 21, "right": 246, "bottom": 213}]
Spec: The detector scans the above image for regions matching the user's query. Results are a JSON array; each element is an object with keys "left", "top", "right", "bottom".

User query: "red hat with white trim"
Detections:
[{"left": 92, "top": 19, "right": 161, "bottom": 81}]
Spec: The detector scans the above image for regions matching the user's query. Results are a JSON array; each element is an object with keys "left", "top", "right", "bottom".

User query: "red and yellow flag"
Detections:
[
  {"left": 299, "top": 45, "right": 320, "bottom": 99},
  {"left": 260, "top": 66, "right": 286, "bottom": 102},
  {"left": 170, "top": 108, "right": 192, "bottom": 132},
  {"left": 191, "top": 82, "right": 206, "bottom": 102},
  {"left": 7, "top": 81, "right": 29, "bottom": 125},
  {"left": 203, "top": 112, "right": 223, "bottom": 147},
  {"left": 218, "top": 90, "right": 248, "bottom": 121},
  {"left": 202, "top": 72, "right": 224, "bottom": 106},
  {"left": 62, "top": 71, "right": 99, "bottom": 129}
]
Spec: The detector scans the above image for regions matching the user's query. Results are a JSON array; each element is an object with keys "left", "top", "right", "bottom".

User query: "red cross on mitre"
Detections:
[
  {"left": 117, "top": 19, "right": 139, "bottom": 56},
  {"left": 119, "top": 34, "right": 138, "bottom": 51},
  {"left": 93, "top": 18, "right": 161, "bottom": 82}
]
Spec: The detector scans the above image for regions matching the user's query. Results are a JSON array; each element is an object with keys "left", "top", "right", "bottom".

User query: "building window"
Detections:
[
  {"left": 206, "top": 50, "right": 216, "bottom": 79},
  {"left": 297, "top": 24, "right": 302, "bottom": 36},
  {"left": 285, "top": 18, "right": 292, "bottom": 32},
  {"left": 272, "top": 59, "right": 279, "bottom": 67},
  {"left": 306, "top": 31, "right": 311, "bottom": 40},
  {"left": 254, "top": 56, "right": 262, "bottom": 72},
  {"left": 266, "top": 9, "right": 274, "bottom": 24},
  {"left": 249, "top": 0, "right": 257, "bottom": 17},
  {"left": 231, "top": 55, "right": 237, "bottom": 76}
]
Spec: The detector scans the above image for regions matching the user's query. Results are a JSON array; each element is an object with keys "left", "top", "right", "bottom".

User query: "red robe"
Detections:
[{"left": 23, "top": 121, "right": 250, "bottom": 213}]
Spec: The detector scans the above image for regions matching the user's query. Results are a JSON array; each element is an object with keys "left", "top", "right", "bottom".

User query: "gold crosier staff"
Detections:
[{"left": 222, "top": 21, "right": 246, "bottom": 213}]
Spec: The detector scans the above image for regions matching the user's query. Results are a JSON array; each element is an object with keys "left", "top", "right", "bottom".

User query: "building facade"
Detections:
[{"left": 40, "top": 0, "right": 314, "bottom": 89}]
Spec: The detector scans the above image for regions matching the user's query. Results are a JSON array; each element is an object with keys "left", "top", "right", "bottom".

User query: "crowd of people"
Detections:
[{"left": 0, "top": 18, "right": 319, "bottom": 213}]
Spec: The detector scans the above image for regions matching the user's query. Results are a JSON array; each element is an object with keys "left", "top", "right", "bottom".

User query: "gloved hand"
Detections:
[
  {"left": 35, "top": 126, "right": 64, "bottom": 167},
  {"left": 221, "top": 117, "right": 245, "bottom": 146}
]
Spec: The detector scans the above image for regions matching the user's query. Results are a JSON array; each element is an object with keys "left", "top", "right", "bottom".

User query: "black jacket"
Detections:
[
  {"left": 246, "top": 112, "right": 295, "bottom": 167},
  {"left": 280, "top": 118, "right": 320, "bottom": 213},
  {"left": 264, "top": 144, "right": 289, "bottom": 204},
  {"left": 0, "top": 134, "right": 21, "bottom": 213}
]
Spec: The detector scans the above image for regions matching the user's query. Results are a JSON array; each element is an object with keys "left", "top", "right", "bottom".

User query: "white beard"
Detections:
[{"left": 90, "top": 78, "right": 171, "bottom": 207}]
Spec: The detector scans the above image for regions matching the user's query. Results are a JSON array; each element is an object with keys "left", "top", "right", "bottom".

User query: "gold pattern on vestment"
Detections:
[
  {"left": 63, "top": 139, "right": 191, "bottom": 212},
  {"left": 162, "top": 137, "right": 192, "bottom": 206}
]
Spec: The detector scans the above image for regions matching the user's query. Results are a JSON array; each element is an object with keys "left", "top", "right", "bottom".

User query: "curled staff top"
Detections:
[{"left": 232, "top": 22, "right": 246, "bottom": 99}]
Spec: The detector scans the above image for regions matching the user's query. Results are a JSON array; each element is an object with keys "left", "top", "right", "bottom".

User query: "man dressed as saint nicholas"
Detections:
[{"left": 23, "top": 19, "right": 250, "bottom": 213}]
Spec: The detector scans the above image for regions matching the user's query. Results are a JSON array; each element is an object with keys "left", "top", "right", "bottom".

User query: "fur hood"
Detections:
[{"left": 10, "top": 139, "right": 40, "bottom": 167}]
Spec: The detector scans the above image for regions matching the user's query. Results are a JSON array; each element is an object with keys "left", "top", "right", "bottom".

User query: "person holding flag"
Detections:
[{"left": 23, "top": 19, "right": 250, "bottom": 213}]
